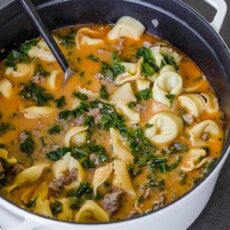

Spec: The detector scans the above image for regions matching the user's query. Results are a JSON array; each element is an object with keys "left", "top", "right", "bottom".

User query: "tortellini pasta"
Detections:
[
  {"left": 115, "top": 58, "right": 143, "bottom": 85},
  {"left": 110, "top": 128, "right": 134, "bottom": 164},
  {"left": 107, "top": 16, "right": 145, "bottom": 40},
  {"left": 21, "top": 106, "right": 55, "bottom": 119},
  {"left": 76, "top": 28, "right": 103, "bottom": 49},
  {"left": 47, "top": 70, "right": 59, "bottom": 90},
  {"left": 116, "top": 104, "right": 140, "bottom": 125},
  {"left": 152, "top": 67, "right": 183, "bottom": 106},
  {"left": 92, "top": 163, "right": 113, "bottom": 195},
  {"left": 136, "top": 79, "right": 150, "bottom": 92},
  {"left": 64, "top": 126, "right": 88, "bottom": 147},
  {"left": 201, "top": 93, "right": 219, "bottom": 113},
  {"left": 189, "top": 120, "right": 221, "bottom": 147},
  {"left": 145, "top": 112, "right": 183, "bottom": 144},
  {"left": 0, "top": 78, "right": 13, "bottom": 98},
  {"left": 75, "top": 200, "right": 109, "bottom": 222},
  {"left": 52, "top": 152, "right": 85, "bottom": 190},
  {"left": 112, "top": 159, "right": 136, "bottom": 197},
  {"left": 178, "top": 94, "right": 205, "bottom": 118},
  {"left": 0, "top": 148, "right": 17, "bottom": 165},
  {"left": 33, "top": 181, "right": 52, "bottom": 217},
  {"left": 110, "top": 82, "right": 136, "bottom": 104},
  {"left": 78, "top": 86, "right": 99, "bottom": 101},
  {"left": 3, "top": 163, "right": 49, "bottom": 193},
  {"left": 5, "top": 63, "right": 34, "bottom": 79},
  {"left": 181, "top": 148, "right": 209, "bottom": 172}
]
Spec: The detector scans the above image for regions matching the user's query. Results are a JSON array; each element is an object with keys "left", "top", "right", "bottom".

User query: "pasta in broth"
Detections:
[{"left": 0, "top": 16, "right": 224, "bottom": 222}]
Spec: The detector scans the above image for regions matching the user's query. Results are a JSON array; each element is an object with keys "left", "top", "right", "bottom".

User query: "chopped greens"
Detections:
[
  {"left": 165, "top": 93, "right": 176, "bottom": 106},
  {"left": 163, "top": 142, "right": 188, "bottom": 154},
  {"left": 57, "top": 30, "right": 76, "bottom": 48},
  {"left": 137, "top": 47, "right": 159, "bottom": 76},
  {"left": 136, "top": 88, "right": 151, "bottom": 101},
  {"left": 50, "top": 201, "right": 63, "bottom": 215},
  {"left": 0, "top": 157, "right": 10, "bottom": 187},
  {"left": 20, "top": 81, "right": 54, "bottom": 106},
  {"left": 87, "top": 54, "right": 100, "bottom": 62},
  {"left": 67, "top": 182, "right": 93, "bottom": 198},
  {"left": 4, "top": 39, "right": 38, "bottom": 69},
  {"left": 35, "top": 64, "right": 50, "bottom": 77},
  {"left": 73, "top": 92, "right": 88, "bottom": 101},
  {"left": 20, "top": 131, "right": 36, "bottom": 156},
  {"left": 48, "top": 125, "right": 63, "bottom": 134},
  {"left": 99, "top": 85, "right": 109, "bottom": 99},
  {"left": 162, "top": 54, "right": 179, "bottom": 70},
  {"left": 55, "top": 96, "right": 66, "bottom": 109},
  {"left": 0, "top": 123, "right": 11, "bottom": 135}
]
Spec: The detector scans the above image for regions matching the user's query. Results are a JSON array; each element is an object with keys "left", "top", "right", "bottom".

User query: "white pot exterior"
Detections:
[{"left": 0, "top": 146, "right": 229, "bottom": 230}]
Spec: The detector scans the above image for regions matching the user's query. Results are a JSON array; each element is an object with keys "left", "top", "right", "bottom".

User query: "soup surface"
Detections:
[{"left": 0, "top": 16, "right": 224, "bottom": 223}]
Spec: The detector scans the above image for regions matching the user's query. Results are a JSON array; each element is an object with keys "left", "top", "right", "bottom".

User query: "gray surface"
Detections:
[{"left": 0, "top": 0, "right": 229, "bottom": 229}]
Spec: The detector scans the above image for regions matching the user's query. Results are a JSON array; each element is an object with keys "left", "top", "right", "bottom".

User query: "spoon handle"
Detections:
[{"left": 20, "top": 0, "right": 70, "bottom": 74}]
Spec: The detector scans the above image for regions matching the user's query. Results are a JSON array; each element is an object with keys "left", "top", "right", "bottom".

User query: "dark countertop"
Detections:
[{"left": 0, "top": 0, "right": 229, "bottom": 229}]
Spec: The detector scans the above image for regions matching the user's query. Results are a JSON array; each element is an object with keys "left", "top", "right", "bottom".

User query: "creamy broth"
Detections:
[{"left": 0, "top": 16, "right": 224, "bottom": 222}]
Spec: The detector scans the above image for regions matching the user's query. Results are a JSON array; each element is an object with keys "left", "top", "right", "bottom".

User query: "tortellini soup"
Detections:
[{"left": 0, "top": 16, "right": 224, "bottom": 223}]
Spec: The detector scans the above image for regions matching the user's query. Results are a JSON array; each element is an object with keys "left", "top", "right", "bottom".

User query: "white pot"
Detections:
[{"left": 0, "top": 0, "right": 229, "bottom": 229}]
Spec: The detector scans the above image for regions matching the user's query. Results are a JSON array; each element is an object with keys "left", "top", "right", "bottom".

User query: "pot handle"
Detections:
[{"left": 203, "top": 0, "right": 227, "bottom": 32}]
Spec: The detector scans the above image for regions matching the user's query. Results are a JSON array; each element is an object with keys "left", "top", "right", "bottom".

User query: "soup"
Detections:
[{"left": 0, "top": 16, "right": 224, "bottom": 222}]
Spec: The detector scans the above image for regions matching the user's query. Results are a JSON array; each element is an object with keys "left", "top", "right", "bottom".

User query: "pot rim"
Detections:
[{"left": 0, "top": 0, "right": 229, "bottom": 226}]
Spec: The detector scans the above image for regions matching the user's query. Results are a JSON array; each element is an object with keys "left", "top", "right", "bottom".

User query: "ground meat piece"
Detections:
[
  {"left": 201, "top": 132, "right": 210, "bottom": 141},
  {"left": 89, "top": 153, "right": 100, "bottom": 166},
  {"left": 88, "top": 108, "right": 101, "bottom": 124},
  {"left": 95, "top": 72, "right": 104, "bottom": 80},
  {"left": 138, "top": 185, "right": 151, "bottom": 199},
  {"left": 182, "top": 114, "right": 194, "bottom": 125},
  {"left": 112, "top": 38, "right": 125, "bottom": 52},
  {"left": 101, "top": 187, "right": 124, "bottom": 216},
  {"left": 48, "top": 168, "right": 77, "bottom": 197},
  {"left": 135, "top": 104, "right": 146, "bottom": 112},
  {"left": 153, "top": 192, "right": 166, "bottom": 210},
  {"left": 19, "top": 131, "right": 29, "bottom": 143},
  {"left": 73, "top": 115, "right": 85, "bottom": 126},
  {"left": 31, "top": 73, "right": 45, "bottom": 84},
  {"left": 10, "top": 164, "right": 24, "bottom": 175}
]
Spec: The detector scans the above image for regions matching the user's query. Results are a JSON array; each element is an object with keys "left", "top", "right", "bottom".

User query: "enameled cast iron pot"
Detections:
[{"left": 0, "top": 0, "right": 229, "bottom": 229}]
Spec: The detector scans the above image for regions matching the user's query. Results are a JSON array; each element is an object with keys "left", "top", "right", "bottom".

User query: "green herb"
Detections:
[
  {"left": 46, "top": 147, "right": 70, "bottom": 161},
  {"left": 73, "top": 92, "right": 88, "bottom": 101},
  {"left": 22, "top": 199, "right": 36, "bottom": 209},
  {"left": 57, "top": 30, "right": 76, "bottom": 48},
  {"left": 0, "top": 157, "right": 10, "bottom": 187},
  {"left": 35, "top": 64, "right": 50, "bottom": 77},
  {"left": 0, "top": 123, "right": 11, "bottom": 135},
  {"left": 165, "top": 93, "right": 176, "bottom": 106},
  {"left": 67, "top": 182, "right": 93, "bottom": 198},
  {"left": 48, "top": 125, "right": 63, "bottom": 134},
  {"left": 137, "top": 47, "right": 159, "bottom": 76},
  {"left": 83, "top": 116, "right": 95, "bottom": 133},
  {"left": 136, "top": 88, "right": 151, "bottom": 101},
  {"left": 20, "top": 131, "right": 36, "bottom": 156},
  {"left": 50, "top": 201, "right": 63, "bottom": 215},
  {"left": 20, "top": 81, "right": 54, "bottom": 106},
  {"left": 99, "top": 85, "right": 109, "bottom": 99},
  {"left": 162, "top": 54, "right": 179, "bottom": 70},
  {"left": 4, "top": 38, "right": 38, "bottom": 68},
  {"left": 100, "top": 53, "right": 126, "bottom": 80},
  {"left": 147, "top": 179, "right": 165, "bottom": 189},
  {"left": 87, "top": 54, "right": 100, "bottom": 62},
  {"left": 145, "top": 123, "right": 153, "bottom": 129},
  {"left": 128, "top": 102, "right": 137, "bottom": 109},
  {"left": 128, "top": 165, "right": 143, "bottom": 178},
  {"left": 58, "top": 110, "right": 73, "bottom": 121},
  {"left": 55, "top": 96, "right": 66, "bottom": 109}
]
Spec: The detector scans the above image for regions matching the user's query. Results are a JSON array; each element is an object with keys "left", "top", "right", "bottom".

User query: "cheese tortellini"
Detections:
[
  {"left": 110, "top": 128, "right": 134, "bottom": 164},
  {"left": 21, "top": 106, "right": 55, "bottom": 119},
  {"left": 5, "top": 63, "right": 34, "bottom": 79},
  {"left": 112, "top": 159, "right": 136, "bottom": 197},
  {"left": 181, "top": 148, "right": 209, "bottom": 172},
  {"left": 0, "top": 148, "right": 17, "bottom": 165},
  {"left": 145, "top": 112, "right": 183, "bottom": 144},
  {"left": 64, "top": 126, "right": 88, "bottom": 147},
  {"left": 108, "top": 16, "right": 145, "bottom": 40},
  {"left": 76, "top": 28, "right": 103, "bottom": 49},
  {"left": 0, "top": 78, "right": 13, "bottom": 98},
  {"left": 92, "top": 163, "right": 113, "bottom": 195},
  {"left": 189, "top": 120, "right": 221, "bottom": 147},
  {"left": 110, "top": 82, "right": 136, "bottom": 104},
  {"left": 75, "top": 200, "right": 109, "bottom": 222},
  {"left": 115, "top": 58, "right": 143, "bottom": 85},
  {"left": 152, "top": 67, "right": 183, "bottom": 106}
]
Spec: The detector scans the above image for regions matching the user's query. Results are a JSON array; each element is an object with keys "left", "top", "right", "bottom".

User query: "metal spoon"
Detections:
[{"left": 20, "top": 0, "right": 74, "bottom": 85}]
